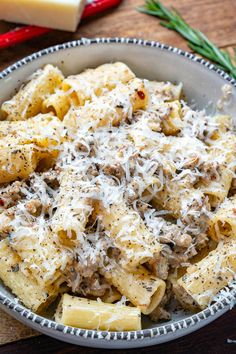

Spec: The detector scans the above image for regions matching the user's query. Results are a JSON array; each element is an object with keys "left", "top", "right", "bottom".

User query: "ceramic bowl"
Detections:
[{"left": 0, "top": 38, "right": 236, "bottom": 349}]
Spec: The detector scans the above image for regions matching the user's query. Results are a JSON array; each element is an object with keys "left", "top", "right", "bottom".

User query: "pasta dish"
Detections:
[{"left": 0, "top": 62, "right": 235, "bottom": 331}]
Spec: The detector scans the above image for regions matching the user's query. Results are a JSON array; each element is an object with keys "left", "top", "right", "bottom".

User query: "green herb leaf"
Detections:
[{"left": 137, "top": 0, "right": 236, "bottom": 79}]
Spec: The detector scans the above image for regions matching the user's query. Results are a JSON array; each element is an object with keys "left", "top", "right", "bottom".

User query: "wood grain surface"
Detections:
[
  {"left": 0, "top": 311, "right": 38, "bottom": 345},
  {"left": 0, "top": 0, "right": 235, "bottom": 72},
  {"left": 0, "top": 0, "right": 235, "bottom": 351}
]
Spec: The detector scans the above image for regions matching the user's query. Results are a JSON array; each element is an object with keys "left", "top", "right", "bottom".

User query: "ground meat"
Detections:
[
  {"left": 0, "top": 211, "right": 14, "bottom": 239},
  {"left": 172, "top": 282, "right": 199, "bottom": 312},
  {"left": 194, "top": 232, "right": 209, "bottom": 250},
  {"left": 87, "top": 164, "right": 99, "bottom": 177},
  {"left": 89, "top": 145, "right": 96, "bottom": 158},
  {"left": 160, "top": 228, "right": 192, "bottom": 249},
  {"left": 157, "top": 221, "right": 193, "bottom": 253},
  {"left": 229, "top": 178, "right": 236, "bottom": 197},
  {"left": 163, "top": 249, "right": 190, "bottom": 268},
  {"left": 174, "top": 233, "right": 192, "bottom": 248},
  {"left": 198, "top": 161, "right": 221, "bottom": 182},
  {"left": 77, "top": 138, "right": 97, "bottom": 157},
  {"left": 102, "top": 163, "right": 125, "bottom": 180},
  {"left": 161, "top": 242, "right": 197, "bottom": 268},
  {"left": 148, "top": 255, "right": 169, "bottom": 280},
  {"left": 0, "top": 181, "right": 23, "bottom": 209},
  {"left": 67, "top": 258, "right": 110, "bottom": 297},
  {"left": 76, "top": 258, "right": 98, "bottom": 279},
  {"left": 107, "top": 246, "right": 121, "bottom": 261},
  {"left": 42, "top": 171, "right": 60, "bottom": 190},
  {"left": 150, "top": 281, "right": 172, "bottom": 321},
  {"left": 66, "top": 257, "right": 99, "bottom": 293},
  {"left": 76, "top": 142, "right": 89, "bottom": 153},
  {"left": 150, "top": 307, "right": 171, "bottom": 321},
  {"left": 144, "top": 210, "right": 197, "bottom": 267},
  {"left": 79, "top": 273, "right": 110, "bottom": 297},
  {"left": 25, "top": 199, "right": 42, "bottom": 216}
]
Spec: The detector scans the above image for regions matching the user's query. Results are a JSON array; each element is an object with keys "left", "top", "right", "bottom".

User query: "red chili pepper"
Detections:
[
  {"left": 0, "top": 0, "right": 122, "bottom": 50},
  {"left": 137, "top": 91, "right": 145, "bottom": 100},
  {"left": 0, "top": 26, "right": 51, "bottom": 49},
  {"left": 82, "top": 0, "right": 121, "bottom": 18},
  {"left": 0, "top": 199, "right": 4, "bottom": 206}
]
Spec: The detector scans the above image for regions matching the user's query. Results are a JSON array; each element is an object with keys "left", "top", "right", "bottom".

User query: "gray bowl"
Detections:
[{"left": 0, "top": 38, "right": 236, "bottom": 349}]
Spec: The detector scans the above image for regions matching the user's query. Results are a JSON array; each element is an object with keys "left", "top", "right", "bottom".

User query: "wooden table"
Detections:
[{"left": 0, "top": 0, "right": 236, "bottom": 352}]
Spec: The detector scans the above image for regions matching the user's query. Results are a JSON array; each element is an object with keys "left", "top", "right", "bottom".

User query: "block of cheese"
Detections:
[{"left": 0, "top": 0, "right": 86, "bottom": 32}]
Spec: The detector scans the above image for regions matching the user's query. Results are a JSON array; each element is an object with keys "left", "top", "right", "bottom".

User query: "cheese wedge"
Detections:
[{"left": 0, "top": 0, "right": 86, "bottom": 32}]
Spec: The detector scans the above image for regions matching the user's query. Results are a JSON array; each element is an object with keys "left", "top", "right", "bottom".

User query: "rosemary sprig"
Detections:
[{"left": 138, "top": 0, "right": 236, "bottom": 79}]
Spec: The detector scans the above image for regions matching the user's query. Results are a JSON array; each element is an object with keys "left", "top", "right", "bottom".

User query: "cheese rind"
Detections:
[{"left": 0, "top": 0, "right": 86, "bottom": 32}]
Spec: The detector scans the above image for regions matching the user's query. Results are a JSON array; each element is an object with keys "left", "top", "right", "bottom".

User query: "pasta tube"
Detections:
[
  {"left": 55, "top": 294, "right": 141, "bottom": 331},
  {"left": 0, "top": 144, "right": 48, "bottom": 184},
  {"left": 64, "top": 78, "right": 148, "bottom": 134},
  {"left": 102, "top": 263, "right": 166, "bottom": 314},
  {"left": 173, "top": 240, "right": 236, "bottom": 310},
  {"left": 62, "top": 62, "right": 135, "bottom": 105},
  {"left": 198, "top": 133, "right": 236, "bottom": 207},
  {"left": 43, "top": 62, "right": 135, "bottom": 120},
  {"left": 51, "top": 169, "right": 93, "bottom": 247},
  {"left": 152, "top": 181, "right": 207, "bottom": 220},
  {"left": 9, "top": 227, "right": 70, "bottom": 287},
  {"left": 42, "top": 90, "right": 71, "bottom": 120},
  {"left": 0, "top": 239, "right": 57, "bottom": 311},
  {"left": 209, "top": 196, "right": 236, "bottom": 241},
  {"left": 0, "top": 114, "right": 63, "bottom": 184},
  {"left": 1, "top": 65, "right": 64, "bottom": 120},
  {"left": 0, "top": 113, "right": 63, "bottom": 142},
  {"left": 96, "top": 200, "right": 162, "bottom": 268}
]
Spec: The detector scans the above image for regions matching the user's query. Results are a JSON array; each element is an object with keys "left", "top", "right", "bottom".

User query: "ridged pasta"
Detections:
[
  {"left": 209, "top": 195, "right": 236, "bottom": 241},
  {"left": 173, "top": 241, "right": 236, "bottom": 309},
  {"left": 1, "top": 65, "right": 64, "bottom": 120}
]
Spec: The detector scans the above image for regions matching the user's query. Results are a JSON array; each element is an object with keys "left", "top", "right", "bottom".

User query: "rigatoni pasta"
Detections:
[
  {"left": 63, "top": 78, "right": 148, "bottom": 134},
  {"left": 96, "top": 200, "right": 162, "bottom": 268},
  {"left": 0, "top": 62, "right": 235, "bottom": 332},
  {"left": 102, "top": 262, "right": 166, "bottom": 314},
  {"left": 51, "top": 168, "right": 93, "bottom": 247},
  {"left": 0, "top": 113, "right": 63, "bottom": 183},
  {"left": 9, "top": 227, "right": 70, "bottom": 287},
  {"left": 55, "top": 294, "right": 141, "bottom": 331},
  {"left": 43, "top": 62, "right": 135, "bottom": 119},
  {"left": 0, "top": 239, "right": 58, "bottom": 311},
  {"left": 209, "top": 195, "right": 236, "bottom": 241},
  {"left": 1, "top": 65, "right": 64, "bottom": 121},
  {"left": 173, "top": 241, "right": 236, "bottom": 310},
  {"left": 197, "top": 133, "right": 236, "bottom": 207},
  {"left": 62, "top": 62, "right": 135, "bottom": 104}
]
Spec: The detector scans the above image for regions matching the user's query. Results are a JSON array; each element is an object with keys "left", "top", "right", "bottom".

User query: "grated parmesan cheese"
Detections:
[{"left": 0, "top": 64, "right": 235, "bottom": 321}]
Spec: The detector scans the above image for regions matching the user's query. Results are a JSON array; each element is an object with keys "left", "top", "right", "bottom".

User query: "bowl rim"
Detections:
[
  {"left": 0, "top": 37, "right": 236, "bottom": 87},
  {"left": 0, "top": 37, "right": 236, "bottom": 344}
]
